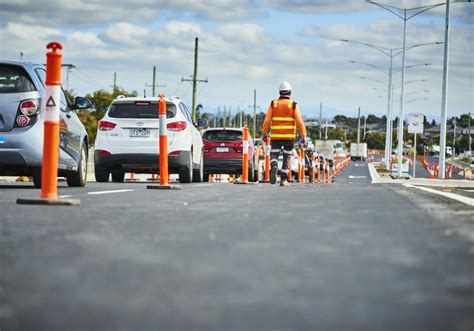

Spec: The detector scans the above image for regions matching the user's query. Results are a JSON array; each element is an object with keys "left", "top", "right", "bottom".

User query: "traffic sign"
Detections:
[{"left": 408, "top": 113, "right": 424, "bottom": 134}]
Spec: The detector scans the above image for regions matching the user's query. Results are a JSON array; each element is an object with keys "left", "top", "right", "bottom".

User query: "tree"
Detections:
[
  {"left": 366, "top": 131, "right": 386, "bottom": 150},
  {"left": 326, "top": 127, "right": 346, "bottom": 141}
]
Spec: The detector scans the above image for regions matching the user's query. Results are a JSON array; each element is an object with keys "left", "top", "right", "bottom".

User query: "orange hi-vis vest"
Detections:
[{"left": 261, "top": 96, "right": 307, "bottom": 140}]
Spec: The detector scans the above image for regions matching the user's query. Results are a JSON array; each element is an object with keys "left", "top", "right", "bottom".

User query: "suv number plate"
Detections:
[
  {"left": 216, "top": 147, "right": 229, "bottom": 153},
  {"left": 129, "top": 129, "right": 150, "bottom": 137}
]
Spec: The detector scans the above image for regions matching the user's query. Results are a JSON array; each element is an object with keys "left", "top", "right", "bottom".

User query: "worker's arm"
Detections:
[
  {"left": 294, "top": 104, "right": 307, "bottom": 137},
  {"left": 261, "top": 103, "right": 273, "bottom": 137}
]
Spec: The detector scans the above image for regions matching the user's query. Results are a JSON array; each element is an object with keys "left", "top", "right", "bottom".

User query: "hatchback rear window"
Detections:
[
  {"left": 0, "top": 65, "right": 36, "bottom": 93},
  {"left": 203, "top": 130, "right": 243, "bottom": 141},
  {"left": 108, "top": 102, "right": 176, "bottom": 119}
]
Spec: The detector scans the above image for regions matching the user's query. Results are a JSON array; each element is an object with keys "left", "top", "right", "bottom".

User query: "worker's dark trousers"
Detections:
[{"left": 270, "top": 140, "right": 293, "bottom": 181}]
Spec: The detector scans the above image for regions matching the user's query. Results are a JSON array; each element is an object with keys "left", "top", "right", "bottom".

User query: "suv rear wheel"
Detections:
[
  {"left": 95, "top": 168, "right": 110, "bottom": 182},
  {"left": 111, "top": 172, "right": 125, "bottom": 183},
  {"left": 192, "top": 152, "right": 204, "bottom": 183},
  {"left": 67, "top": 143, "right": 88, "bottom": 187},
  {"left": 179, "top": 152, "right": 193, "bottom": 183}
]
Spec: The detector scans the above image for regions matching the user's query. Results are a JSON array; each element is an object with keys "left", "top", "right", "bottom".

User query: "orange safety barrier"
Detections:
[
  {"left": 17, "top": 42, "right": 80, "bottom": 205},
  {"left": 264, "top": 137, "right": 270, "bottom": 182},
  {"left": 316, "top": 156, "right": 320, "bottom": 183},
  {"left": 242, "top": 127, "right": 249, "bottom": 182},
  {"left": 147, "top": 93, "right": 180, "bottom": 190},
  {"left": 310, "top": 152, "right": 315, "bottom": 183},
  {"left": 297, "top": 149, "right": 301, "bottom": 182}
]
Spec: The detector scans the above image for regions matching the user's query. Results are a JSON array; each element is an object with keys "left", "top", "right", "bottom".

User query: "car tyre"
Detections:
[
  {"left": 179, "top": 152, "right": 193, "bottom": 183},
  {"left": 192, "top": 152, "right": 204, "bottom": 183},
  {"left": 111, "top": 171, "right": 125, "bottom": 183},
  {"left": 95, "top": 168, "right": 110, "bottom": 182},
  {"left": 67, "top": 143, "right": 88, "bottom": 187}
]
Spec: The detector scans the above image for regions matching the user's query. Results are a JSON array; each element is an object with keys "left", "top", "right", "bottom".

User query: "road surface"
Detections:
[{"left": 1, "top": 161, "right": 473, "bottom": 331}]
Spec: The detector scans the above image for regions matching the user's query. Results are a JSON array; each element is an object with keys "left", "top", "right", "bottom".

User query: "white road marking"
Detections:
[
  {"left": 59, "top": 195, "right": 71, "bottom": 198},
  {"left": 193, "top": 184, "right": 211, "bottom": 187},
  {"left": 404, "top": 184, "right": 474, "bottom": 207},
  {"left": 354, "top": 164, "right": 366, "bottom": 167},
  {"left": 348, "top": 175, "right": 367, "bottom": 179},
  {"left": 88, "top": 189, "right": 135, "bottom": 195}
]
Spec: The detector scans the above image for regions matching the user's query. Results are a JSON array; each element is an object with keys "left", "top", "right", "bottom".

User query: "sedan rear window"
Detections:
[
  {"left": 203, "top": 130, "right": 243, "bottom": 141},
  {"left": 108, "top": 102, "right": 176, "bottom": 119},
  {"left": 0, "top": 65, "right": 36, "bottom": 93}
]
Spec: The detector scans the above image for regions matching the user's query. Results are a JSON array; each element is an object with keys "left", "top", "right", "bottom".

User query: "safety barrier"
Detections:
[
  {"left": 264, "top": 137, "right": 270, "bottom": 182},
  {"left": 310, "top": 152, "right": 315, "bottom": 183},
  {"left": 17, "top": 42, "right": 80, "bottom": 205},
  {"left": 235, "top": 126, "right": 255, "bottom": 185},
  {"left": 147, "top": 93, "right": 180, "bottom": 190}
]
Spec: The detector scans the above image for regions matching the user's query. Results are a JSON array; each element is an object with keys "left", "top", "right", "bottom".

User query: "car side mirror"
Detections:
[
  {"left": 71, "top": 96, "right": 92, "bottom": 110},
  {"left": 196, "top": 118, "right": 208, "bottom": 128}
]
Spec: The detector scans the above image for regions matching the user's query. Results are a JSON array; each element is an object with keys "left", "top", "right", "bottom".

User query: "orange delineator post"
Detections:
[
  {"left": 317, "top": 156, "right": 320, "bottom": 183},
  {"left": 297, "top": 149, "right": 301, "bottom": 182},
  {"left": 264, "top": 137, "right": 270, "bottom": 182},
  {"left": 40, "top": 42, "right": 63, "bottom": 200},
  {"left": 159, "top": 94, "right": 169, "bottom": 186},
  {"left": 242, "top": 126, "right": 249, "bottom": 183},
  {"left": 310, "top": 152, "right": 315, "bottom": 183}
]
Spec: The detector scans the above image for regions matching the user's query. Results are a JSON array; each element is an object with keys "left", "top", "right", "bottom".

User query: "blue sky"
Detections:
[{"left": 0, "top": 0, "right": 472, "bottom": 121}]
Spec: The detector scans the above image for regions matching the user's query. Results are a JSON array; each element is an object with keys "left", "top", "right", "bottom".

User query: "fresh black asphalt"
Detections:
[{"left": 0, "top": 162, "right": 473, "bottom": 331}]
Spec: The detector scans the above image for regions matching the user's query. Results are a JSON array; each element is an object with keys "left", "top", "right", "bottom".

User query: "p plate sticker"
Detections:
[
  {"left": 0, "top": 135, "right": 5, "bottom": 144},
  {"left": 16, "top": 115, "right": 30, "bottom": 127}
]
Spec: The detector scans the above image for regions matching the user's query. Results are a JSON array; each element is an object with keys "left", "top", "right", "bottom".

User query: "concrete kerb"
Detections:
[
  {"left": 17, "top": 198, "right": 80, "bottom": 206},
  {"left": 368, "top": 162, "right": 474, "bottom": 188}
]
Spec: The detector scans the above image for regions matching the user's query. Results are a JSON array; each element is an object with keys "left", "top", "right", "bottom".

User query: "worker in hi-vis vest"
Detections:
[{"left": 262, "top": 81, "right": 307, "bottom": 186}]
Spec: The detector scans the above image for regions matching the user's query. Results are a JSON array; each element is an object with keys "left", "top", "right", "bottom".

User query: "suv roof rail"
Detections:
[{"left": 115, "top": 95, "right": 126, "bottom": 100}]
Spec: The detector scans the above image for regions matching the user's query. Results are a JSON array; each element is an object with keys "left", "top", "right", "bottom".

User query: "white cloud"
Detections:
[
  {"left": 69, "top": 32, "right": 104, "bottom": 46},
  {"left": 215, "top": 24, "right": 271, "bottom": 45},
  {"left": 101, "top": 22, "right": 149, "bottom": 47},
  {"left": 6, "top": 22, "right": 61, "bottom": 39}
]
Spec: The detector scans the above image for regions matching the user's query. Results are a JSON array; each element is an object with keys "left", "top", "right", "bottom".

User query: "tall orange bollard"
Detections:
[
  {"left": 317, "top": 156, "right": 320, "bottom": 183},
  {"left": 264, "top": 137, "right": 271, "bottom": 182},
  {"left": 147, "top": 94, "right": 180, "bottom": 190},
  {"left": 296, "top": 149, "right": 301, "bottom": 182},
  {"left": 235, "top": 126, "right": 255, "bottom": 185},
  {"left": 310, "top": 152, "right": 315, "bottom": 183},
  {"left": 17, "top": 42, "right": 79, "bottom": 205}
]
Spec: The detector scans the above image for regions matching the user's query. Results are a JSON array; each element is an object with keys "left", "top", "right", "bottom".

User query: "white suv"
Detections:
[{"left": 94, "top": 96, "right": 207, "bottom": 183}]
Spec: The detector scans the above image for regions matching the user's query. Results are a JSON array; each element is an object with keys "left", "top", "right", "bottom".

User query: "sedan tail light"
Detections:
[
  {"left": 20, "top": 99, "right": 38, "bottom": 116},
  {"left": 167, "top": 121, "right": 187, "bottom": 132},
  {"left": 98, "top": 120, "right": 116, "bottom": 131}
]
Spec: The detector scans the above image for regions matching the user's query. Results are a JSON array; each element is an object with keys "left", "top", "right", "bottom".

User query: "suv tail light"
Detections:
[
  {"left": 98, "top": 120, "right": 116, "bottom": 131},
  {"left": 235, "top": 142, "right": 243, "bottom": 153},
  {"left": 20, "top": 99, "right": 38, "bottom": 116},
  {"left": 167, "top": 121, "right": 187, "bottom": 132}
]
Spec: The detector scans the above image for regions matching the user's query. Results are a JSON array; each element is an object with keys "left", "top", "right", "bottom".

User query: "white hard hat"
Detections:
[{"left": 279, "top": 81, "right": 292, "bottom": 92}]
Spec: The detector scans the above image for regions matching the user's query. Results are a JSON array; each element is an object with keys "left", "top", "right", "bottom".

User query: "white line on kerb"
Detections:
[
  {"left": 88, "top": 189, "right": 135, "bottom": 195},
  {"left": 59, "top": 195, "right": 71, "bottom": 198},
  {"left": 404, "top": 184, "right": 474, "bottom": 207}
]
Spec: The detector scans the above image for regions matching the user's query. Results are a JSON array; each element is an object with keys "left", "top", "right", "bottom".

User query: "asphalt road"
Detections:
[{"left": 1, "top": 162, "right": 473, "bottom": 331}]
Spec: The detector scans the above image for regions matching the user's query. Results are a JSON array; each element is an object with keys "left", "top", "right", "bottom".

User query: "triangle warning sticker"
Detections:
[{"left": 46, "top": 96, "right": 56, "bottom": 107}]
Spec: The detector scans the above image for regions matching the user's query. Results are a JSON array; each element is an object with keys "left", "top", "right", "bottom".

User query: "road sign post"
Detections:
[{"left": 408, "top": 113, "right": 424, "bottom": 178}]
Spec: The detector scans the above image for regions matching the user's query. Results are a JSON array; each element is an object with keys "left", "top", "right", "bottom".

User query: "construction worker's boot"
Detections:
[
  {"left": 270, "top": 165, "right": 278, "bottom": 185},
  {"left": 280, "top": 179, "right": 290, "bottom": 187}
]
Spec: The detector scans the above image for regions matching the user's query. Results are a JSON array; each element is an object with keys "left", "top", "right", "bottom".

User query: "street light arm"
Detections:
[
  {"left": 392, "top": 63, "right": 431, "bottom": 74},
  {"left": 340, "top": 39, "right": 391, "bottom": 57},
  {"left": 360, "top": 76, "right": 386, "bottom": 86},
  {"left": 349, "top": 60, "right": 389, "bottom": 76},
  {"left": 406, "top": 3, "right": 446, "bottom": 20},
  {"left": 392, "top": 42, "right": 443, "bottom": 57},
  {"left": 366, "top": 1, "right": 406, "bottom": 19}
]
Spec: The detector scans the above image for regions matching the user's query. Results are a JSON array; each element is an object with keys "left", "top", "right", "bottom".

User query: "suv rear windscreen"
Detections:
[
  {"left": 203, "top": 130, "right": 243, "bottom": 141},
  {"left": 0, "top": 65, "right": 36, "bottom": 93},
  {"left": 108, "top": 102, "right": 176, "bottom": 119}
]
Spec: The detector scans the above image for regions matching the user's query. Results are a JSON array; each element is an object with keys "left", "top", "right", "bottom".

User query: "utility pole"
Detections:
[
  {"left": 319, "top": 102, "right": 323, "bottom": 140},
  {"left": 325, "top": 120, "right": 328, "bottom": 140},
  {"left": 253, "top": 89, "right": 257, "bottom": 139},
  {"left": 439, "top": 0, "right": 450, "bottom": 179},
  {"left": 61, "top": 64, "right": 75, "bottom": 92},
  {"left": 238, "top": 105, "right": 242, "bottom": 128},
  {"left": 363, "top": 115, "right": 367, "bottom": 138},
  {"left": 357, "top": 107, "right": 361, "bottom": 144},
  {"left": 19, "top": 52, "right": 23, "bottom": 61},
  {"left": 109, "top": 72, "right": 117, "bottom": 93},
  {"left": 146, "top": 66, "right": 166, "bottom": 97},
  {"left": 181, "top": 37, "right": 208, "bottom": 122}
]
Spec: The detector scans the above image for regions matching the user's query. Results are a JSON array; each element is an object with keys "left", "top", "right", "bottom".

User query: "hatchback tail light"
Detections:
[
  {"left": 167, "top": 121, "right": 187, "bottom": 132},
  {"left": 169, "top": 151, "right": 182, "bottom": 156},
  {"left": 98, "top": 120, "right": 116, "bottom": 131},
  {"left": 96, "top": 149, "right": 111, "bottom": 155},
  {"left": 20, "top": 99, "right": 38, "bottom": 116}
]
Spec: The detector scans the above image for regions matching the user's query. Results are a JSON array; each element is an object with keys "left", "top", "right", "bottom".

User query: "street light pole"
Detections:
[
  {"left": 385, "top": 52, "right": 393, "bottom": 169},
  {"left": 439, "top": 0, "right": 451, "bottom": 179}
]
